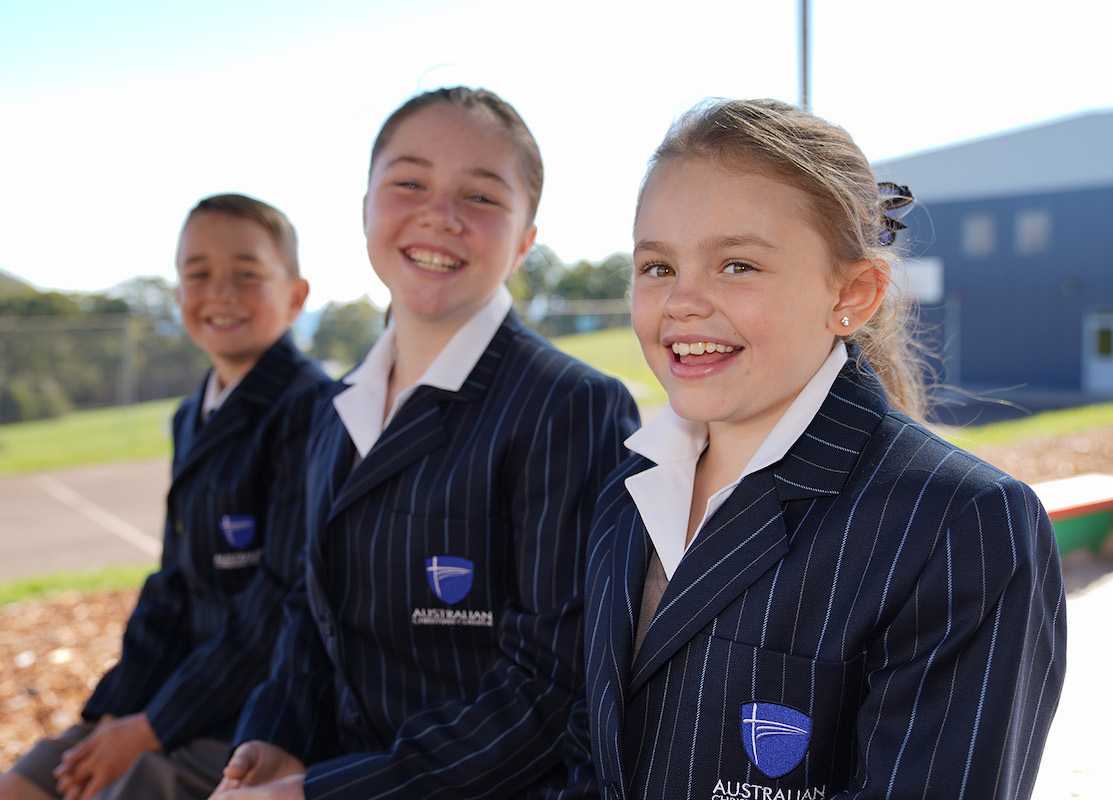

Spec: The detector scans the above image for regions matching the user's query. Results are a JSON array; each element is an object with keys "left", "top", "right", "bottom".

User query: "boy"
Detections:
[{"left": 0, "top": 194, "right": 329, "bottom": 800}]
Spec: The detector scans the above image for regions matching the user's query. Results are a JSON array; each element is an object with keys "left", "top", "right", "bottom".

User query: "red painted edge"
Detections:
[{"left": 1047, "top": 500, "right": 1113, "bottom": 521}]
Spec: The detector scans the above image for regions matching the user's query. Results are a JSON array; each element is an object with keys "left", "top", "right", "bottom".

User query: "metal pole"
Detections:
[{"left": 800, "top": 0, "right": 811, "bottom": 111}]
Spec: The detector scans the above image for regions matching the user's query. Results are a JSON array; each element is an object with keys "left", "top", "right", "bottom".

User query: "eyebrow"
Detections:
[
  {"left": 711, "top": 234, "right": 777, "bottom": 251},
  {"left": 181, "top": 253, "right": 261, "bottom": 266},
  {"left": 384, "top": 155, "right": 512, "bottom": 189},
  {"left": 634, "top": 234, "right": 777, "bottom": 256}
]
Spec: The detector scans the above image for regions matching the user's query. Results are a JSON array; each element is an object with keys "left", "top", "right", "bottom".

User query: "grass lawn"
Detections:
[
  {"left": 3, "top": 329, "right": 1113, "bottom": 477},
  {"left": 941, "top": 402, "right": 1113, "bottom": 449},
  {"left": 0, "top": 398, "right": 176, "bottom": 475},
  {"left": 553, "top": 327, "right": 667, "bottom": 407},
  {"left": 0, "top": 563, "right": 154, "bottom": 605}
]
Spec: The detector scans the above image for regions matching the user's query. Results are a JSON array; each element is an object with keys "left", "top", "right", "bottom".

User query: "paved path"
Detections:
[
  {"left": 0, "top": 459, "right": 166, "bottom": 581},
  {"left": 1032, "top": 549, "right": 1113, "bottom": 799}
]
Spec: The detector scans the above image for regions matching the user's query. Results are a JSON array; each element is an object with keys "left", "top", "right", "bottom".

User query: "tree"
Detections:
[
  {"left": 507, "top": 244, "right": 562, "bottom": 302},
  {"left": 552, "top": 253, "right": 632, "bottom": 300},
  {"left": 310, "top": 297, "right": 384, "bottom": 369}
]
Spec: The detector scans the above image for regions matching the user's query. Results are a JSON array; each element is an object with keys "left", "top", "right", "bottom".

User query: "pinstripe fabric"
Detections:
[
  {"left": 82, "top": 334, "right": 329, "bottom": 750},
  {"left": 235, "top": 311, "right": 640, "bottom": 799},
  {"left": 584, "top": 353, "right": 1066, "bottom": 800}
]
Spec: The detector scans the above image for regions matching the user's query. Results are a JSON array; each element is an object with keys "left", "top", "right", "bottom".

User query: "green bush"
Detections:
[{"left": 0, "top": 375, "right": 73, "bottom": 422}]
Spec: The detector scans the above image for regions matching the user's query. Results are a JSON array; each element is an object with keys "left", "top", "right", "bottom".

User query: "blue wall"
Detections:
[{"left": 903, "top": 184, "right": 1113, "bottom": 392}]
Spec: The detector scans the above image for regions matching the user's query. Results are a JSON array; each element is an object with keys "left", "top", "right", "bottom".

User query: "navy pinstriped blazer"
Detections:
[
  {"left": 82, "top": 334, "right": 329, "bottom": 749},
  {"left": 234, "top": 311, "right": 640, "bottom": 799},
  {"left": 584, "top": 354, "right": 1065, "bottom": 800}
]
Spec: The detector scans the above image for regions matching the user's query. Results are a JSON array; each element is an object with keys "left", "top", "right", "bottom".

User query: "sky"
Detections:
[{"left": 2, "top": 0, "right": 1112, "bottom": 309}]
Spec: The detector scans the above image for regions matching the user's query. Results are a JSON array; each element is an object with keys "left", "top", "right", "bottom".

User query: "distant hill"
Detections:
[{"left": 0, "top": 268, "right": 33, "bottom": 296}]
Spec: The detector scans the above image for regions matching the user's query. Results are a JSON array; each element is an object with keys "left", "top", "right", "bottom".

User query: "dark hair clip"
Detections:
[{"left": 878, "top": 182, "right": 915, "bottom": 246}]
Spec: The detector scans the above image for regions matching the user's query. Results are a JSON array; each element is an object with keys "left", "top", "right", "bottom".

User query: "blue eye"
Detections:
[{"left": 723, "top": 260, "right": 755, "bottom": 274}]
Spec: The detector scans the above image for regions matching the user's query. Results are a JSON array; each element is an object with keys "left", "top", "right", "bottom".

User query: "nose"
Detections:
[
  {"left": 663, "top": 270, "right": 714, "bottom": 320},
  {"left": 418, "top": 193, "right": 464, "bottom": 235},
  {"left": 210, "top": 273, "right": 238, "bottom": 300}
]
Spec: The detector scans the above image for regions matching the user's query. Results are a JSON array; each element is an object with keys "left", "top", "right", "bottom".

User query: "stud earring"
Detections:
[{"left": 840, "top": 315, "right": 850, "bottom": 328}]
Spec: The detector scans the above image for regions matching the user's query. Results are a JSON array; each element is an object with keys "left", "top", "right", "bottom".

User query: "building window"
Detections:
[
  {"left": 1099, "top": 327, "right": 1113, "bottom": 358},
  {"left": 1015, "top": 209, "right": 1052, "bottom": 255},
  {"left": 962, "top": 214, "right": 994, "bottom": 257},
  {"left": 893, "top": 257, "right": 944, "bottom": 304}
]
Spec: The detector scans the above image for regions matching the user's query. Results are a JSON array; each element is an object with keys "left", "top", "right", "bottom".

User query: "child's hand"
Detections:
[
  {"left": 211, "top": 772, "right": 305, "bottom": 800},
  {"left": 54, "top": 713, "right": 160, "bottom": 800},
  {"left": 217, "top": 741, "right": 305, "bottom": 791}
]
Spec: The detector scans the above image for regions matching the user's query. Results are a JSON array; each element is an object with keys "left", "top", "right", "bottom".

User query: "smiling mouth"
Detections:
[
  {"left": 403, "top": 246, "right": 466, "bottom": 273},
  {"left": 668, "top": 340, "right": 743, "bottom": 366},
  {"left": 205, "top": 315, "right": 247, "bottom": 331}
]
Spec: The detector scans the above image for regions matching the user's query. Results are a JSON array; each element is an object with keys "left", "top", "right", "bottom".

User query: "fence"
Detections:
[{"left": 0, "top": 314, "right": 208, "bottom": 423}]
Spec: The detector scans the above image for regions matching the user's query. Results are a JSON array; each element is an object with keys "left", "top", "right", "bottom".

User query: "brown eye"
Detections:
[
  {"left": 641, "top": 263, "right": 673, "bottom": 278},
  {"left": 723, "top": 260, "right": 755, "bottom": 275}
]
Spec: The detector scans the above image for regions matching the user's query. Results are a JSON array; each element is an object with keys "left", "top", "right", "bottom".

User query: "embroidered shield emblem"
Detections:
[
  {"left": 219, "top": 515, "right": 256, "bottom": 549},
  {"left": 740, "top": 701, "right": 812, "bottom": 779},
  {"left": 425, "top": 555, "right": 474, "bottom": 605}
]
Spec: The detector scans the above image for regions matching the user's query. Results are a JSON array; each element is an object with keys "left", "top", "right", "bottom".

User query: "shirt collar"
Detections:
[
  {"left": 624, "top": 340, "right": 848, "bottom": 579},
  {"left": 201, "top": 371, "right": 240, "bottom": 419},
  {"left": 334, "top": 285, "right": 513, "bottom": 458}
]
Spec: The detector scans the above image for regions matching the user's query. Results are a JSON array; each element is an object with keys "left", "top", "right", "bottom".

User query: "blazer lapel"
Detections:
[
  {"left": 627, "top": 351, "right": 890, "bottom": 696},
  {"left": 327, "top": 385, "right": 451, "bottom": 524},
  {"left": 324, "top": 314, "right": 517, "bottom": 524},
  {"left": 608, "top": 503, "right": 650, "bottom": 704},
  {"left": 771, "top": 352, "right": 889, "bottom": 502},
  {"left": 172, "top": 334, "right": 304, "bottom": 483},
  {"left": 629, "top": 468, "right": 788, "bottom": 696},
  {"left": 172, "top": 385, "right": 204, "bottom": 473}
]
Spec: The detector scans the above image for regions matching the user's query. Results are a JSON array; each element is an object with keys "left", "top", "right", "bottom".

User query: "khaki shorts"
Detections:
[{"left": 11, "top": 723, "right": 231, "bottom": 800}]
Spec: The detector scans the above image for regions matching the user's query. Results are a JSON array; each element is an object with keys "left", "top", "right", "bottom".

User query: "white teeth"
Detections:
[
  {"left": 208, "top": 316, "right": 241, "bottom": 328},
  {"left": 406, "top": 247, "right": 462, "bottom": 271},
  {"left": 670, "top": 341, "right": 737, "bottom": 356}
]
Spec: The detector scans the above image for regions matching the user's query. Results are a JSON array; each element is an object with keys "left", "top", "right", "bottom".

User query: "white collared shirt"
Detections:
[
  {"left": 624, "top": 341, "right": 849, "bottom": 580},
  {"left": 333, "top": 285, "right": 513, "bottom": 459},
  {"left": 202, "top": 371, "right": 241, "bottom": 422}
]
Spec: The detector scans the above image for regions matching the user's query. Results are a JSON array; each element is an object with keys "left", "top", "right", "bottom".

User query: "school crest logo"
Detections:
[
  {"left": 425, "top": 555, "right": 474, "bottom": 605},
  {"left": 740, "top": 701, "right": 812, "bottom": 779},
  {"left": 219, "top": 515, "right": 256, "bottom": 549}
]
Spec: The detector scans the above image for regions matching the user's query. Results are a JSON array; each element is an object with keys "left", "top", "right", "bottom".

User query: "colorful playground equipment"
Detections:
[{"left": 1032, "top": 473, "right": 1113, "bottom": 555}]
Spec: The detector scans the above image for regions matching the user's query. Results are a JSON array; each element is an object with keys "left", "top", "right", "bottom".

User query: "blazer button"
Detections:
[{"left": 175, "top": 520, "right": 184, "bottom": 534}]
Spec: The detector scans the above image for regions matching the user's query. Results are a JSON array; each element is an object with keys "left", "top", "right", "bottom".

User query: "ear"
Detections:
[
  {"left": 288, "top": 278, "right": 310, "bottom": 319},
  {"left": 509, "top": 224, "right": 538, "bottom": 275},
  {"left": 829, "top": 258, "right": 889, "bottom": 335},
  {"left": 361, "top": 191, "right": 371, "bottom": 235},
  {"left": 174, "top": 282, "right": 184, "bottom": 308}
]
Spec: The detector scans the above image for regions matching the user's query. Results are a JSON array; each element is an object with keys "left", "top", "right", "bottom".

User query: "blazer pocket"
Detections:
[
  {"left": 389, "top": 511, "right": 510, "bottom": 638},
  {"left": 706, "top": 634, "right": 865, "bottom": 793}
]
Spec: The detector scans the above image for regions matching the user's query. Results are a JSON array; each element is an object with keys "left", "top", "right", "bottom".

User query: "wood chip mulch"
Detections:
[
  {"left": 3, "top": 428, "right": 1113, "bottom": 767},
  {"left": 1, "top": 590, "right": 136, "bottom": 768}
]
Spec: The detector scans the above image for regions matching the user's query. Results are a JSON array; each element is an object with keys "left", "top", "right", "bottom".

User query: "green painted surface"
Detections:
[{"left": 1052, "top": 510, "right": 1113, "bottom": 554}]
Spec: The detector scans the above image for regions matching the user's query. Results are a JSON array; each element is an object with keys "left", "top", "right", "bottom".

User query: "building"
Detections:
[{"left": 874, "top": 110, "right": 1113, "bottom": 421}]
